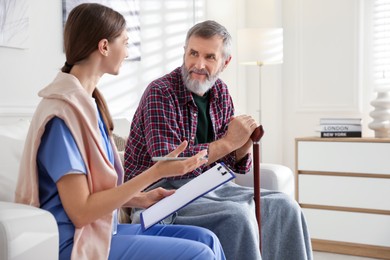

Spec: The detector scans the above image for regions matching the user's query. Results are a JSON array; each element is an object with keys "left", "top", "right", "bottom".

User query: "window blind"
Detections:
[{"left": 373, "top": 0, "right": 390, "bottom": 89}]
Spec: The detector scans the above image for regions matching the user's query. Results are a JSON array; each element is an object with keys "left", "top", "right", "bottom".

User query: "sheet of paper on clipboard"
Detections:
[{"left": 140, "top": 162, "right": 235, "bottom": 230}]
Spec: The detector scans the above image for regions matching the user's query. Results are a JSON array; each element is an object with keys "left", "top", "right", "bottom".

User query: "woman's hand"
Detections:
[
  {"left": 57, "top": 141, "right": 207, "bottom": 227},
  {"left": 152, "top": 140, "right": 208, "bottom": 178},
  {"left": 126, "top": 187, "right": 175, "bottom": 208}
]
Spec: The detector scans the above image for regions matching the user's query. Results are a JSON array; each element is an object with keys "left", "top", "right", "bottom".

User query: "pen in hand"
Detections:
[{"left": 152, "top": 156, "right": 208, "bottom": 162}]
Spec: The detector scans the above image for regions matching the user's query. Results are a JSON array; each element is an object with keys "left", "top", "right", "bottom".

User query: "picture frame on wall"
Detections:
[
  {"left": 0, "top": 0, "right": 29, "bottom": 49},
  {"left": 62, "top": 0, "right": 141, "bottom": 61}
]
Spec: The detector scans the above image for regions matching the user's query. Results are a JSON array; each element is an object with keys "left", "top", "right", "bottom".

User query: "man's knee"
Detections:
[
  {"left": 261, "top": 191, "right": 302, "bottom": 217},
  {"left": 222, "top": 202, "right": 256, "bottom": 227}
]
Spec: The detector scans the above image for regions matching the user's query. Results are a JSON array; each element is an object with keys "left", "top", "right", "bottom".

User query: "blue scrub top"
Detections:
[{"left": 37, "top": 109, "right": 114, "bottom": 255}]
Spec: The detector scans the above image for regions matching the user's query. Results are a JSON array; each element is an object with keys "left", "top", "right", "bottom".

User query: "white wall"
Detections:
[
  {"left": 281, "top": 0, "right": 373, "bottom": 171},
  {"left": 0, "top": 0, "right": 63, "bottom": 119}
]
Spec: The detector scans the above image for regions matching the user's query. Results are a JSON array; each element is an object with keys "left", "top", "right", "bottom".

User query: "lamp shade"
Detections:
[{"left": 237, "top": 28, "right": 283, "bottom": 66}]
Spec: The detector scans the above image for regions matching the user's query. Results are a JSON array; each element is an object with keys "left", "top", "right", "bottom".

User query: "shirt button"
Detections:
[
  {"left": 191, "top": 136, "right": 195, "bottom": 140},
  {"left": 193, "top": 113, "right": 197, "bottom": 117}
]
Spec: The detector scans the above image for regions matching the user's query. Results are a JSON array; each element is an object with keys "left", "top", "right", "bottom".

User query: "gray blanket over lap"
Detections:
[{"left": 131, "top": 179, "right": 313, "bottom": 260}]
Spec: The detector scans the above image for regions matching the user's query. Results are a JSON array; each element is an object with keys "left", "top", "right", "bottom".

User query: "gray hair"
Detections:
[{"left": 184, "top": 20, "right": 232, "bottom": 60}]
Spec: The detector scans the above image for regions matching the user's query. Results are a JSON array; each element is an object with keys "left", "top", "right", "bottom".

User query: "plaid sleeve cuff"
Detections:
[{"left": 222, "top": 151, "right": 251, "bottom": 174}]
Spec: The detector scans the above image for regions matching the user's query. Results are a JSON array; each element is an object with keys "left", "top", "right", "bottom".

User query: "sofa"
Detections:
[
  {"left": 0, "top": 119, "right": 294, "bottom": 260},
  {"left": 0, "top": 119, "right": 58, "bottom": 260}
]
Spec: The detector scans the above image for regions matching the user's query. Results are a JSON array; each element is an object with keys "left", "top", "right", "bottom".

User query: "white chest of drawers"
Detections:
[{"left": 295, "top": 137, "right": 390, "bottom": 259}]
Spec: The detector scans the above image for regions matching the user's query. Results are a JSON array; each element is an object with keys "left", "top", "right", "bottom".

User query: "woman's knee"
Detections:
[
  {"left": 191, "top": 244, "right": 217, "bottom": 260},
  {"left": 178, "top": 225, "right": 224, "bottom": 259},
  {"left": 181, "top": 225, "right": 219, "bottom": 244}
]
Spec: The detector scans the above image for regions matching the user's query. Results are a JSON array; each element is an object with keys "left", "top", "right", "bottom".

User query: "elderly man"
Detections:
[{"left": 124, "top": 20, "right": 313, "bottom": 260}]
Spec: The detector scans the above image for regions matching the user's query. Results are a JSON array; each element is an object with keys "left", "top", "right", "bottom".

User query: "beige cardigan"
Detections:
[{"left": 15, "top": 72, "right": 124, "bottom": 260}]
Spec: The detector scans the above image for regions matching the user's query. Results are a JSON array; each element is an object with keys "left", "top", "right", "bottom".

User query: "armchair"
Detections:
[{"left": 235, "top": 163, "right": 295, "bottom": 199}]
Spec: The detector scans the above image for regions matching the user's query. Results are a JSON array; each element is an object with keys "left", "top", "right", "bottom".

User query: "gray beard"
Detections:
[{"left": 181, "top": 65, "right": 220, "bottom": 95}]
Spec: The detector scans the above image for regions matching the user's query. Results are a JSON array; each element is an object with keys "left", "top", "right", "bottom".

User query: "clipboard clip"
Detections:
[{"left": 217, "top": 165, "right": 228, "bottom": 175}]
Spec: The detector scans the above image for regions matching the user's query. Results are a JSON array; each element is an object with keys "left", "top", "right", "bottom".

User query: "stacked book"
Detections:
[{"left": 318, "top": 118, "right": 362, "bottom": 138}]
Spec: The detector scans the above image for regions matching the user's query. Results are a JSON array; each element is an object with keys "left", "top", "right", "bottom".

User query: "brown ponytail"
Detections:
[
  {"left": 61, "top": 61, "right": 73, "bottom": 73},
  {"left": 93, "top": 88, "right": 114, "bottom": 136}
]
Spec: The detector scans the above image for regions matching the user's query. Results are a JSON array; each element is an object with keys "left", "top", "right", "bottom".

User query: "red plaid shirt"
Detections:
[{"left": 124, "top": 67, "right": 251, "bottom": 181}]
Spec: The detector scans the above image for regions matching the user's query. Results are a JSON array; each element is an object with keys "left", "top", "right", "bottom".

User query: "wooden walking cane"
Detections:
[{"left": 250, "top": 125, "right": 264, "bottom": 252}]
